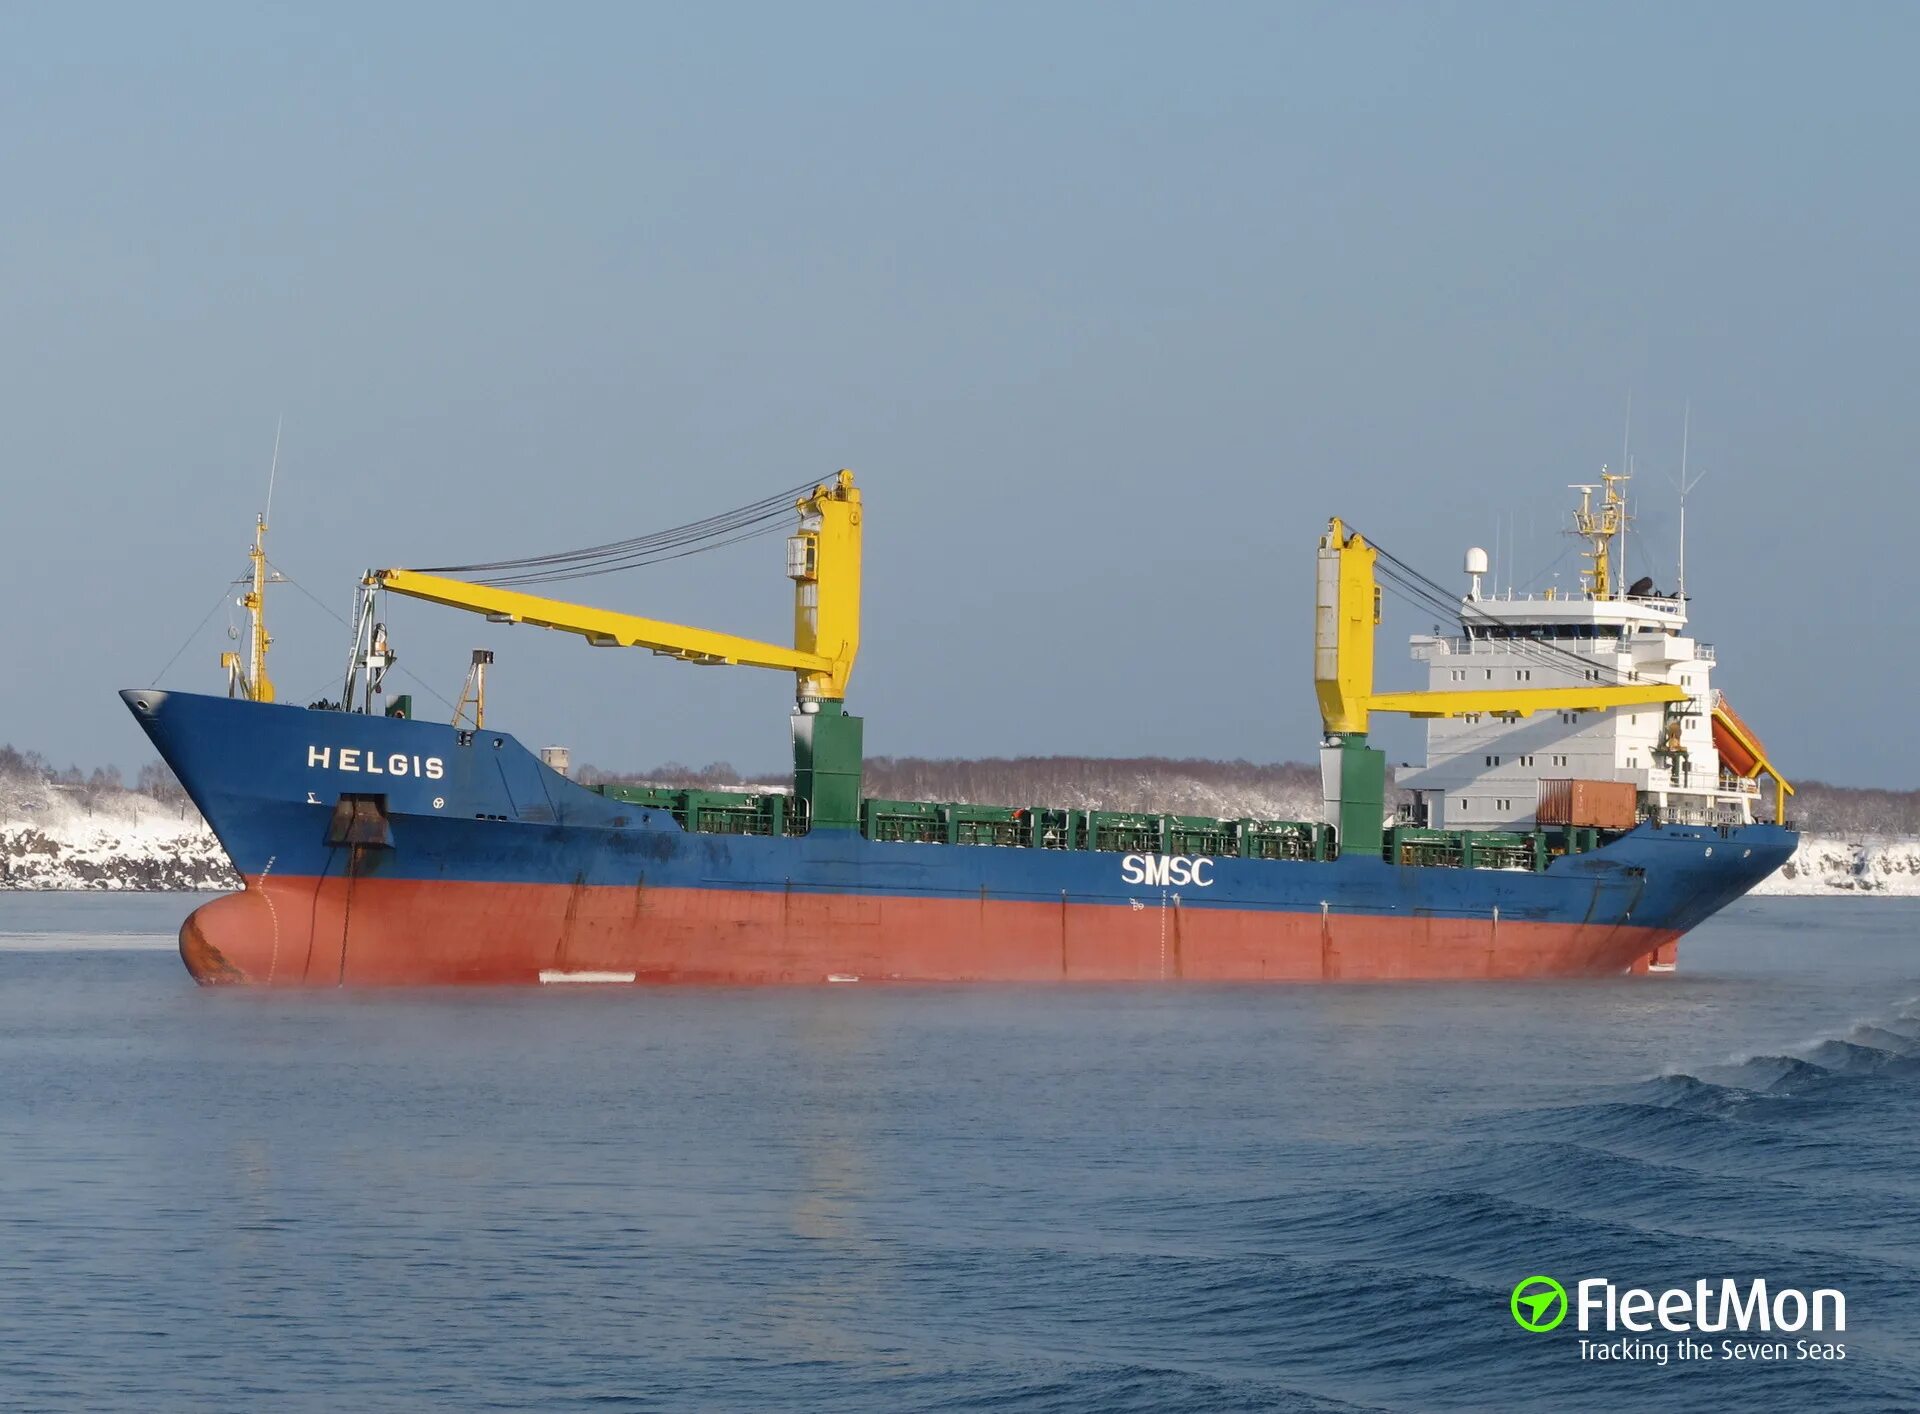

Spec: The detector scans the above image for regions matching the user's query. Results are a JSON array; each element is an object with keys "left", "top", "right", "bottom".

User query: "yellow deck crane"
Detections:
[
  {"left": 1315, "top": 519, "right": 1687, "bottom": 856},
  {"left": 370, "top": 472, "right": 868, "bottom": 831}
]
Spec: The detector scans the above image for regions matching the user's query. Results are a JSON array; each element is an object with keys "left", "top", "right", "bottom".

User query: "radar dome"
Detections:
[{"left": 1464, "top": 547, "right": 1490, "bottom": 575}]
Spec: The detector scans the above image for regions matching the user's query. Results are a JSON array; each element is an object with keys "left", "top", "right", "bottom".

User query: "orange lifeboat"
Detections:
[{"left": 1712, "top": 698, "right": 1768, "bottom": 778}]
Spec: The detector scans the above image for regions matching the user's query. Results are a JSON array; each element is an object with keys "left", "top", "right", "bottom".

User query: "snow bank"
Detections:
[
  {"left": 0, "top": 776, "right": 234, "bottom": 891},
  {"left": 1751, "top": 835, "right": 1920, "bottom": 897}
]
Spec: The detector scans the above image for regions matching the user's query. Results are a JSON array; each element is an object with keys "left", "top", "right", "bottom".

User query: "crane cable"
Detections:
[
  {"left": 148, "top": 572, "right": 251, "bottom": 685},
  {"left": 1375, "top": 560, "right": 1634, "bottom": 687},
  {"left": 414, "top": 478, "right": 818, "bottom": 587},
  {"left": 1357, "top": 532, "right": 1649, "bottom": 690}
]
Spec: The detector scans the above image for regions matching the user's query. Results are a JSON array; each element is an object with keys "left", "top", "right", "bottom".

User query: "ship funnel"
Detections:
[{"left": 1464, "top": 546, "right": 1489, "bottom": 600}]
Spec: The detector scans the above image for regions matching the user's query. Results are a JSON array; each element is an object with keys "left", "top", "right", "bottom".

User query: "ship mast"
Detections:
[
  {"left": 1568, "top": 468, "right": 1629, "bottom": 600},
  {"left": 221, "top": 514, "right": 277, "bottom": 701},
  {"left": 454, "top": 649, "right": 492, "bottom": 729},
  {"left": 221, "top": 420, "right": 283, "bottom": 702}
]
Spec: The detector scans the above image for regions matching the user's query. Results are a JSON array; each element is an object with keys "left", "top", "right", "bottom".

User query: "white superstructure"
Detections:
[{"left": 1395, "top": 472, "right": 1763, "bottom": 830}]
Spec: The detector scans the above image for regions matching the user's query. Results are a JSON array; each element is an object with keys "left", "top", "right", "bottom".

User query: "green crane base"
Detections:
[
  {"left": 793, "top": 700, "right": 864, "bottom": 833},
  {"left": 1328, "top": 734, "right": 1386, "bottom": 860}
]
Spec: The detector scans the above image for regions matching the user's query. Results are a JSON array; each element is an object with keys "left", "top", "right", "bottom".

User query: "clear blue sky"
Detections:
[{"left": 2, "top": 3, "right": 1911, "bottom": 786}]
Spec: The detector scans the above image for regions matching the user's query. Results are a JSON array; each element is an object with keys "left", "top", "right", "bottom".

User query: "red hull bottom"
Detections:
[
  {"left": 1629, "top": 939, "right": 1683, "bottom": 975},
  {"left": 180, "top": 876, "right": 1679, "bottom": 986}
]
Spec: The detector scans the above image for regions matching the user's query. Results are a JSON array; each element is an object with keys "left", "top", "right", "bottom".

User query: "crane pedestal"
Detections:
[{"left": 793, "top": 701, "right": 864, "bottom": 833}]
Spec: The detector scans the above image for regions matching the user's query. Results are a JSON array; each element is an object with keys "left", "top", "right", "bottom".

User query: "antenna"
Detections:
[
  {"left": 1620, "top": 393, "right": 1633, "bottom": 596},
  {"left": 264, "top": 414, "right": 283, "bottom": 527},
  {"left": 1669, "top": 401, "right": 1708, "bottom": 598},
  {"left": 1506, "top": 511, "right": 1515, "bottom": 597},
  {"left": 1621, "top": 454, "right": 1630, "bottom": 593},
  {"left": 1621, "top": 390, "right": 1632, "bottom": 481}
]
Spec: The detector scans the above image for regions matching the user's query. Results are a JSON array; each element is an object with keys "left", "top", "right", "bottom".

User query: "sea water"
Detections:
[{"left": 1, "top": 894, "right": 1915, "bottom": 1411}]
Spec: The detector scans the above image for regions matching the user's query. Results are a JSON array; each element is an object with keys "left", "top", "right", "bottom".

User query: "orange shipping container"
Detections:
[{"left": 1535, "top": 778, "right": 1637, "bottom": 830}]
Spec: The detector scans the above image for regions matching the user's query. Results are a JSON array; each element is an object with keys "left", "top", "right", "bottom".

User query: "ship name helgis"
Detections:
[{"left": 305, "top": 745, "right": 445, "bottom": 780}]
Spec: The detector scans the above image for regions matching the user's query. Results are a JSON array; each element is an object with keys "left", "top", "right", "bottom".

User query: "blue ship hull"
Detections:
[{"left": 122, "top": 689, "right": 1797, "bottom": 985}]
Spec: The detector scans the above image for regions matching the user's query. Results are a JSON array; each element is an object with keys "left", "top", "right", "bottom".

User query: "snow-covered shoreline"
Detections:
[
  {"left": 1749, "top": 835, "right": 1920, "bottom": 897},
  {"left": 0, "top": 782, "right": 234, "bottom": 891}
]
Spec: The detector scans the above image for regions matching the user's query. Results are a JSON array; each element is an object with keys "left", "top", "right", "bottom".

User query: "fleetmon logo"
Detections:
[{"left": 1511, "top": 1275, "right": 1569, "bottom": 1332}]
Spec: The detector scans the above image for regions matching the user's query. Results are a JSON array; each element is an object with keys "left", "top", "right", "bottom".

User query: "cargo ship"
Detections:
[{"left": 125, "top": 469, "right": 1796, "bottom": 985}]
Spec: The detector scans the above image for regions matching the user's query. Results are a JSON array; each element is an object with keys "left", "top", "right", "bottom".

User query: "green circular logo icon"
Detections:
[{"left": 1511, "top": 1275, "right": 1569, "bottom": 1332}]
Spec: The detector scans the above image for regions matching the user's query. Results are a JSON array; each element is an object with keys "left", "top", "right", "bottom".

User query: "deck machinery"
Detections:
[{"left": 369, "top": 474, "right": 1697, "bottom": 866}]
